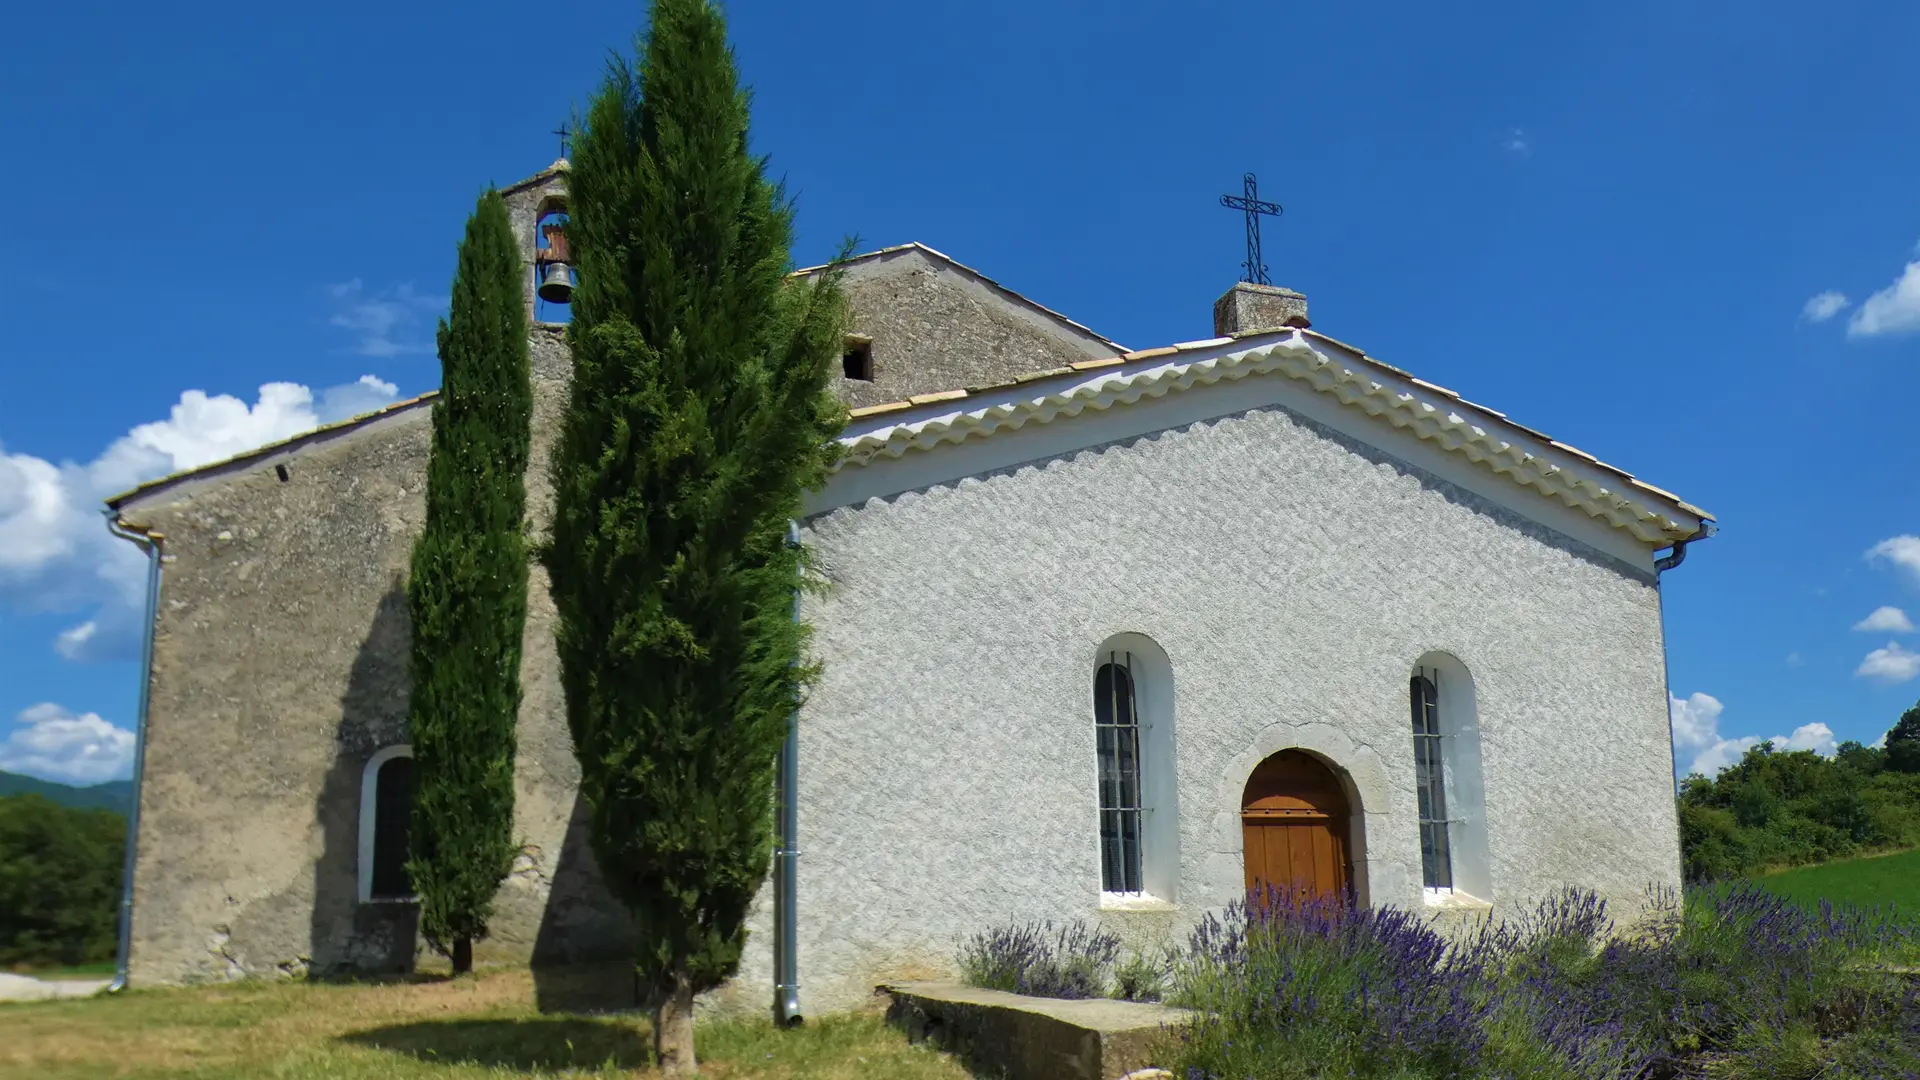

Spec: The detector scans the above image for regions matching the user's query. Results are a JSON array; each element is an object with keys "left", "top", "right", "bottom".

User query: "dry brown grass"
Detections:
[{"left": 0, "top": 968, "right": 976, "bottom": 1080}]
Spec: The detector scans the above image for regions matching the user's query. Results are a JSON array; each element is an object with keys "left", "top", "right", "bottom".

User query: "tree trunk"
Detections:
[
  {"left": 452, "top": 937, "right": 472, "bottom": 976},
  {"left": 654, "top": 969, "right": 697, "bottom": 1076}
]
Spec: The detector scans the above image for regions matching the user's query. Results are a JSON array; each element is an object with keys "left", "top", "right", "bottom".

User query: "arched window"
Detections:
[
  {"left": 1092, "top": 634, "right": 1177, "bottom": 902},
  {"left": 1409, "top": 674, "right": 1452, "bottom": 890},
  {"left": 358, "top": 746, "right": 415, "bottom": 903},
  {"left": 1409, "top": 654, "right": 1492, "bottom": 902},
  {"left": 1094, "top": 656, "right": 1143, "bottom": 893}
]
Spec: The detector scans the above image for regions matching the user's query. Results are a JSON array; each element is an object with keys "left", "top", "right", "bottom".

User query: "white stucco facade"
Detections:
[{"left": 726, "top": 335, "right": 1691, "bottom": 1014}]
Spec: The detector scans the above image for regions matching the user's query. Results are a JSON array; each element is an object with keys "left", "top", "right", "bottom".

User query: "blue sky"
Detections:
[{"left": 1, "top": 0, "right": 1916, "bottom": 785}]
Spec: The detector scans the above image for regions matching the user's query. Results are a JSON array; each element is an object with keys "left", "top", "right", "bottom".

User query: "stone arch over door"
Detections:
[{"left": 1241, "top": 750, "right": 1354, "bottom": 902}]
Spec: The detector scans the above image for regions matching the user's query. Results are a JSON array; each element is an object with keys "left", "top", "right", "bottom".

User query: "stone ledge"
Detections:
[{"left": 881, "top": 981, "right": 1190, "bottom": 1080}]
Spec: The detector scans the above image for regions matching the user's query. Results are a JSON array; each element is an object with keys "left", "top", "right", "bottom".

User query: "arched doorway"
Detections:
[{"left": 1241, "top": 750, "right": 1353, "bottom": 902}]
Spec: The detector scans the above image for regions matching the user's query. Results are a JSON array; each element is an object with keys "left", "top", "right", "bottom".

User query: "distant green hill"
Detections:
[{"left": 0, "top": 771, "right": 131, "bottom": 814}]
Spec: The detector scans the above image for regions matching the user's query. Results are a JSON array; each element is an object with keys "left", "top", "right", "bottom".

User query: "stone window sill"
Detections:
[
  {"left": 1099, "top": 893, "right": 1177, "bottom": 913},
  {"left": 1422, "top": 888, "right": 1492, "bottom": 911}
]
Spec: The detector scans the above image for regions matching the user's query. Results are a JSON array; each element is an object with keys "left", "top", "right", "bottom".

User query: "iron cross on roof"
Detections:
[
  {"left": 1219, "top": 172, "right": 1283, "bottom": 285},
  {"left": 552, "top": 123, "right": 572, "bottom": 159}
]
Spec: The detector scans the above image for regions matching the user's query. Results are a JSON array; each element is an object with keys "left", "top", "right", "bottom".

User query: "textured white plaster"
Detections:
[{"left": 735, "top": 398, "right": 1682, "bottom": 1014}]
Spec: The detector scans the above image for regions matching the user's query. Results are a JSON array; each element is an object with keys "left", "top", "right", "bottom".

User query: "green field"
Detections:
[{"left": 1753, "top": 847, "right": 1920, "bottom": 916}]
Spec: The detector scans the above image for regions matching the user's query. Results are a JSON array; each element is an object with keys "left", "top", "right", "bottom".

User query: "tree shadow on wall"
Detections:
[
  {"left": 530, "top": 790, "right": 639, "bottom": 1013},
  {"left": 308, "top": 580, "right": 419, "bottom": 979}
]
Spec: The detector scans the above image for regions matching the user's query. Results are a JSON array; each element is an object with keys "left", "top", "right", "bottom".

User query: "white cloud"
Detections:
[
  {"left": 53, "top": 620, "right": 98, "bottom": 660},
  {"left": 0, "top": 377, "right": 400, "bottom": 661},
  {"left": 1856, "top": 641, "right": 1920, "bottom": 684},
  {"left": 328, "top": 280, "right": 441, "bottom": 357},
  {"left": 1802, "top": 291, "right": 1849, "bottom": 323},
  {"left": 0, "top": 703, "right": 134, "bottom": 785},
  {"left": 1669, "top": 692, "right": 1725, "bottom": 756},
  {"left": 1785, "top": 652, "right": 1806, "bottom": 667},
  {"left": 320, "top": 375, "right": 401, "bottom": 421},
  {"left": 1848, "top": 261, "right": 1920, "bottom": 337},
  {"left": 1854, "top": 606, "right": 1915, "bottom": 633},
  {"left": 1501, "top": 127, "right": 1530, "bottom": 157},
  {"left": 1869, "top": 536, "right": 1920, "bottom": 587},
  {"left": 1775, "top": 721, "right": 1838, "bottom": 757},
  {"left": 1670, "top": 692, "right": 1840, "bottom": 778}
]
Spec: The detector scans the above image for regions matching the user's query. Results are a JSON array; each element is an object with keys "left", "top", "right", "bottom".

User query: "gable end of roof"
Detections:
[
  {"left": 106, "top": 392, "right": 440, "bottom": 511},
  {"left": 792, "top": 242, "right": 1127, "bottom": 355},
  {"left": 832, "top": 330, "right": 1710, "bottom": 546}
]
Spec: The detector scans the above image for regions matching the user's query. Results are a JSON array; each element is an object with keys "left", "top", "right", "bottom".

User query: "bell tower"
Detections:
[{"left": 499, "top": 158, "right": 573, "bottom": 324}]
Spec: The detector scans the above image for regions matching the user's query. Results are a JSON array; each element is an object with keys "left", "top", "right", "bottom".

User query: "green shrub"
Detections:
[
  {"left": 1112, "top": 948, "right": 1173, "bottom": 1002},
  {"left": 0, "top": 793, "right": 124, "bottom": 966},
  {"left": 1679, "top": 730, "right": 1920, "bottom": 881}
]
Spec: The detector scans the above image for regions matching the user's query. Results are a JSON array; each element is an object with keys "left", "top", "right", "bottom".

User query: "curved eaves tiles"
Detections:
[{"left": 834, "top": 334, "right": 1699, "bottom": 546}]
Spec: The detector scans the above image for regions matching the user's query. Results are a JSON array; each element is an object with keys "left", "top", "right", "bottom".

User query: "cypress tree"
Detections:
[
  {"left": 545, "top": 0, "right": 847, "bottom": 1070},
  {"left": 405, "top": 189, "right": 533, "bottom": 976}
]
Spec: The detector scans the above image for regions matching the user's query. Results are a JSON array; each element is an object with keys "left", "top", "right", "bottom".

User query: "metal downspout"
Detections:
[
  {"left": 104, "top": 515, "right": 163, "bottom": 993},
  {"left": 774, "top": 520, "right": 803, "bottom": 1027},
  {"left": 1655, "top": 521, "right": 1714, "bottom": 574},
  {"left": 1655, "top": 519, "right": 1715, "bottom": 847}
]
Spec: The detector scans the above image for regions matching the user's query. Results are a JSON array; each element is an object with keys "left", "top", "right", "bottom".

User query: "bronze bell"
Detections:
[{"left": 537, "top": 261, "right": 574, "bottom": 304}]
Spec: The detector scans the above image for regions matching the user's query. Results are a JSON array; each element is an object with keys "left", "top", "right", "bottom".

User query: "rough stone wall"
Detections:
[
  {"left": 123, "top": 405, "right": 432, "bottom": 983},
  {"left": 821, "top": 247, "right": 1120, "bottom": 410},
  {"left": 120, "top": 325, "right": 634, "bottom": 986},
  {"left": 720, "top": 401, "right": 1681, "bottom": 1014}
]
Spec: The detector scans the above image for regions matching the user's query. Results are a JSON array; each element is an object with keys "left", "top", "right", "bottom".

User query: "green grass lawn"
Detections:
[
  {"left": 1753, "top": 846, "right": 1920, "bottom": 916},
  {"left": 0, "top": 969, "right": 973, "bottom": 1080}
]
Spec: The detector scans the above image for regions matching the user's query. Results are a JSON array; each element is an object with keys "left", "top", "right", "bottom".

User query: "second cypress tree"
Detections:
[
  {"left": 405, "top": 189, "right": 533, "bottom": 976},
  {"left": 546, "top": 0, "right": 848, "bottom": 1069}
]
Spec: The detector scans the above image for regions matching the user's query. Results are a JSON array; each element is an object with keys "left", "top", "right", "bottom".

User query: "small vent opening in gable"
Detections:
[{"left": 842, "top": 337, "right": 874, "bottom": 381}]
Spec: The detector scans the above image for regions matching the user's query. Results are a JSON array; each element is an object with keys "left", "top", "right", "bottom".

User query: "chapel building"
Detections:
[{"left": 105, "top": 160, "right": 1712, "bottom": 1014}]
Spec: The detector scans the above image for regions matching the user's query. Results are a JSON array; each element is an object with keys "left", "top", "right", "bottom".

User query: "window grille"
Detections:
[
  {"left": 1409, "top": 673, "right": 1453, "bottom": 890},
  {"left": 1094, "top": 652, "right": 1144, "bottom": 894},
  {"left": 369, "top": 754, "right": 415, "bottom": 900}
]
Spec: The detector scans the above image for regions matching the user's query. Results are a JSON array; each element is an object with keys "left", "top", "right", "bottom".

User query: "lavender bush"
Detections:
[
  {"left": 1167, "top": 884, "right": 1920, "bottom": 1080},
  {"left": 957, "top": 919, "right": 1121, "bottom": 999}
]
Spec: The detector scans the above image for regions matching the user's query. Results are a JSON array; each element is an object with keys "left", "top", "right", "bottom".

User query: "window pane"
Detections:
[
  {"left": 1097, "top": 726, "right": 1119, "bottom": 807},
  {"left": 1120, "top": 808, "right": 1142, "bottom": 893},
  {"left": 1094, "top": 663, "right": 1134, "bottom": 727},
  {"left": 1100, "top": 809, "right": 1124, "bottom": 892},
  {"left": 1409, "top": 675, "right": 1453, "bottom": 890},
  {"left": 1421, "top": 821, "right": 1454, "bottom": 890},
  {"left": 1410, "top": 675, "right": 1440, "bottom": 736},
  {"left": 1420, "top": 739, "right": 1449, "bottom": 823},
  {"left": 1116, "top": 730, "right": 1140, "bottom": 810},
  {"left": 1095, "top": 660, "right": 1143, "bottom": 892},
  {"left": 370, "top": 756, "right": 414, "bottom": 900}
]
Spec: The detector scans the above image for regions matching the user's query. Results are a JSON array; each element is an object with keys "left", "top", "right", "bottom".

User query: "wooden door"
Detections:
[{"left": 1241, "top": 750, "right": 1351, "bottom": 903}]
